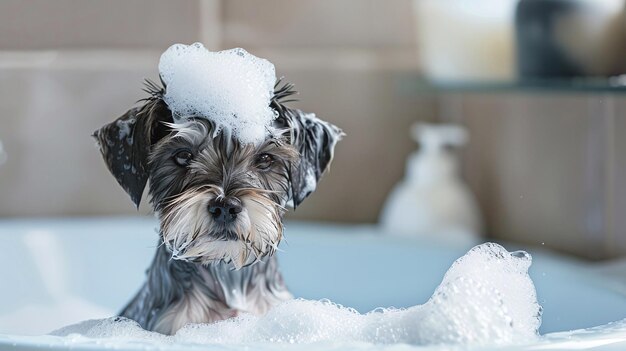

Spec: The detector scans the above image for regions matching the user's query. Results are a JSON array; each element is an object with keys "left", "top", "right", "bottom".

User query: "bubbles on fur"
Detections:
[
  {"left": 52, "top": 243, "right": 542, "bottom": 347},
  {"left": 159, "top": 43, "right": 277, "bottom": 145}
]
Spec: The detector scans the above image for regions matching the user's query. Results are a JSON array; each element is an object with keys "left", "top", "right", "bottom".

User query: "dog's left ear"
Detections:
[
  {"left": 93, "top": 99, "right": 172, "bottom": 208},
  {"left": 280, "top": 109, "right": 344, "bottom": 208}
]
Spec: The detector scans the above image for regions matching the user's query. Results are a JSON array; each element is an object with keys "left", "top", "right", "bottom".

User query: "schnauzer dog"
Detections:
[{"left": 94, "top": 79, "right": 342, "bottom": 335}]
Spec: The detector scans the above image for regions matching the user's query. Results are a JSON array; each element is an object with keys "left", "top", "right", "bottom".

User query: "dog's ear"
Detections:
[
  {"left": 280, "top": 109, "right": 343, "bottom": 208},
  {"left": 93, "top": 100, "right": 172, "bottom": 208}
]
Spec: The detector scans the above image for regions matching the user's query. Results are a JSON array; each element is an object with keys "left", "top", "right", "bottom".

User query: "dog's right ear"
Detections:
[{"left": 93, "top": 99, "right": 172, "bottom": 208}]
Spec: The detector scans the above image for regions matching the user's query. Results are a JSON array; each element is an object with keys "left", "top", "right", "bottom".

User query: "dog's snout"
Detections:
[{"left": 208, "top": 197, "right": 242, "bottom": 224}]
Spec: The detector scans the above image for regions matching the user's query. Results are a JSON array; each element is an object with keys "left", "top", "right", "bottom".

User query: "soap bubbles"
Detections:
[
  {"left": 51, "top": 243, "right": 542, "bottom": 348},
  {"left": 159, "top": 43, "right": 278, "bottom": 145}
]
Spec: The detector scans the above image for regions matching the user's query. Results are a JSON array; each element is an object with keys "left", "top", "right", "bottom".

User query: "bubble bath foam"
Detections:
[
  {"left": 51, "top": 244, "right": 540, "bottom": 346},
  {"left": 2, "top": 242, "right": 626, "bottom": 350}
]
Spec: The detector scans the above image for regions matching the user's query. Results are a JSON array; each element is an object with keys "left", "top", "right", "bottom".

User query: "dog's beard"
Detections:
[{"left": 160, "top": 186, "right": 283, "bottom": 269}]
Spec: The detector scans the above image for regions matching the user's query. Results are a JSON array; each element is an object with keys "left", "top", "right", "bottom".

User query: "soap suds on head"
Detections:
[
  {"left": 159, "top": 43, "right": 277, "bottom": 145},
  {"left": 50, "top": 243, "right": 542, "bottom": 348}
]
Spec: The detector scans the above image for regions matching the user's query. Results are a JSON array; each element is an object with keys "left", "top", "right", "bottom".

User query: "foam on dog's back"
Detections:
[{"left": 158, "top": 43, "right": 277, "bottom": 145}]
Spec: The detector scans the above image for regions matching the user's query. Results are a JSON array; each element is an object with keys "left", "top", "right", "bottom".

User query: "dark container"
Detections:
[{"left": 515, "top": 0, "right": 586, "bottom": 79}]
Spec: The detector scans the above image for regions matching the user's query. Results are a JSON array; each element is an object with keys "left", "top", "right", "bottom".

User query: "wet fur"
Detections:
[
  {"left": 120, "top": 245, "right": 291, "bottom": 335},
  {"left": 94, "top": 79, "right": 342, "bottom": 335},
  {"left": 152, "top": 120, "right": 298, "bottom": 268}
]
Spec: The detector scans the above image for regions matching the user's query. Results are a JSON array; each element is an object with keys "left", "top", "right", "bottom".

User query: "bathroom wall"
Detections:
[
  {"left": 0, "top": 0, "right": 432, "bottom": 224},
  {"left": 438, "top": 93, "right": 626, "bottom": 259},
  {"left": 0, "top": 0, "right": 624, "bottom": 259}
]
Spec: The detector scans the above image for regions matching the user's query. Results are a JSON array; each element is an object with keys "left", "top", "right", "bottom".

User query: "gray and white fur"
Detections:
[{"left": 93, "top": 79, "right": 342, "bottom": 335}]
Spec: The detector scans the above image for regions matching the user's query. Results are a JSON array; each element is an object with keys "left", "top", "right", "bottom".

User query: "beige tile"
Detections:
[
  {"left": 222, "top": 0, "right": 417, "bottom": 49},
  {"left": 0, "top": 62, "right": 159, "bottom": 217},
  {"left": 442, "top": 93, "right": 612, "bottom": 259},
  {"left": 0, "top": 0, "right": 205, "bottom": 50}
]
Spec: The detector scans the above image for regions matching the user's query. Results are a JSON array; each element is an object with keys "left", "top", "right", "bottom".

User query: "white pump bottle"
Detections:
[{"left": 380, "top": 123, "right": 482, "bottom": 238}]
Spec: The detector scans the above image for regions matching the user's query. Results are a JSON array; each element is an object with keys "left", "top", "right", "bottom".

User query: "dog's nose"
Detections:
[{"left": 208, "top": 197, "right": 242, "bottom": 224}]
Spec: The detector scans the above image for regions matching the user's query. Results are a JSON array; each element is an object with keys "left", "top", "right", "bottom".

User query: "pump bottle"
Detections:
[{"left": 380, "top": 123, "right": 482, "bottom": 238}]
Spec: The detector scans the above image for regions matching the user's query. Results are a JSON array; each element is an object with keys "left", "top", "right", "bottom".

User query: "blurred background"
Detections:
[{"left": 1, "top": 0, "right": 626, "bottom": 261}]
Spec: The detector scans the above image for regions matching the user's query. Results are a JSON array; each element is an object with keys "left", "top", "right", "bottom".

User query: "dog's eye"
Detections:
[
  {"left": 173, "top": 149, "right": 193, "bottom": 167},
  {"left": 256, "top": 153, "right": 274, "bottom": 170}
]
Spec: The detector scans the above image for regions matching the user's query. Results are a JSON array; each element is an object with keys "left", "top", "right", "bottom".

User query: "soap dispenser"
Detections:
[{"left": 380, "top": 123, "right": 482, "bottom": 238}]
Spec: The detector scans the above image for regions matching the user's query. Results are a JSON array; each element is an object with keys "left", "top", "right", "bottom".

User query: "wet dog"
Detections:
[{"left": 93, "top": 79, "right": 342, "bottom": 334}]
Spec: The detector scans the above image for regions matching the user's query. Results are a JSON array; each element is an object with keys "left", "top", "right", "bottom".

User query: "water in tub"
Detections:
[{"left": 1, "top": 44, "right": 625, "bottom": 349}]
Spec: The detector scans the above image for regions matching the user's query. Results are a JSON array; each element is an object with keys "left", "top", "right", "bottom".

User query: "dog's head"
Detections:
[{"left": 94, "top": 81, "right": 342, "bottom": 268}]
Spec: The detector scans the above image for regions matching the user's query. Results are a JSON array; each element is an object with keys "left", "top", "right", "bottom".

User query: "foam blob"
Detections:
[
  {"left": 393, "top": 243, "right": 541, "bottom": 345},
  {"left": 159, "top": 43, "right": 278, "bottom": 145},
  {"left": 50, "top": 243, "right": 542, "bottom": 348}
]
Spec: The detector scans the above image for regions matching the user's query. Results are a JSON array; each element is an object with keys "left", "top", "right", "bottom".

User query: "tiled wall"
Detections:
[
  {"left": 1, "top": 1, "right": 624, "bottom": 259},
  {"left": 439, "top": 93, "right": 626, "bottom": 259},
  {"left": 222, "top": 0, "right": 416, "bottom": 49},
  {"left": 0, "top": 0, "right": 431, "bottom": 225},
  {"left": 0, "top": 0, "right": 207, "bottom": 50}
]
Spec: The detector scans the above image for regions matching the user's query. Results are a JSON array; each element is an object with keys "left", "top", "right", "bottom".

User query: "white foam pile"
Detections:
[
  {"left": 45, "top": 243, "right": 542, "bottom": 349},
  {"left": 159, "top": 43, "right": 278, "bottom": 145}
]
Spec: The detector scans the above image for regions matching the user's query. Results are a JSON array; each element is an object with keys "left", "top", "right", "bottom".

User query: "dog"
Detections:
[{"left": 93, "top": 72, "right": 342, "bottom": 334}]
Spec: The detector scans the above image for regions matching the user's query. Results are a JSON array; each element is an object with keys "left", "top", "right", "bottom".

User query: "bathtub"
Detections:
[{"left": 0, "top": 217, "right": 625, "bottom": 349}]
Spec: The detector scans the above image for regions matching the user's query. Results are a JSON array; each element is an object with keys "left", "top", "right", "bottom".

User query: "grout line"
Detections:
[
  {"left": 0, "top": 48, "right": 420, "bottom": 72},
  {"left": 0, "top": 50, "right": 161, "bottom": 70},
  {"left": 199, "top": 0, "right": 223, "bottom": 50},
  {"left": 243, "top": 48, "right": 420, "bottom": 71},
  {"left": 604, "top": 94, "right": 616, "bottom": 258},
  {"left": 585, "top": 96, "right": 607, "bottom": 258}
]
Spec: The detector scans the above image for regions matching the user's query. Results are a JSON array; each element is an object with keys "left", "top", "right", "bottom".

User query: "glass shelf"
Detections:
[{"left": 399, "top": 75, "right": 626, "bottom": 94}]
